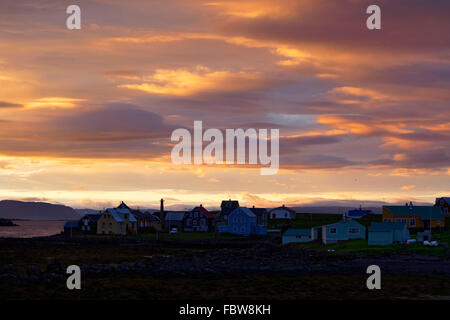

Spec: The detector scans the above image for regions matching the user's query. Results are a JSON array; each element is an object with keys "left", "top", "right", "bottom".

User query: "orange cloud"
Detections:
[{"left": 118, "top": 66, "right": 266, "bottom": 96}]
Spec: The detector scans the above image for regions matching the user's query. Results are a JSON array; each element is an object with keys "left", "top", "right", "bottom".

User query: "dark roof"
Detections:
[
  {"left": 134, "top": 211, "right": 160, "bottom": 221},
  {"left": 269, "top": 205, "right": 295, "bottom": 213},
  {"left": 383, "top": 206, "right": 444, "bottom": 220},
  {"left": 347, "top": 209, "right": 371, "bottom": 217},
  {"left": 116, "top": 201, "right": 131, "bottom": 210},
  {"left": 283, "top": 228, "right": 311, "bottom": 236},
  {"left": 64, "top": 220, "right": 79, "bottom": 228},
  {"left": 370, "top": 222, "right": 407, "bottom": 232},
  {"left": 249, "top": 207, "right": 267, "bottom": 216},
  {"left": 165, "top": 211, "right": 186, "bottom": 221},
  {"left": 221, "top": 200, "right": 239, "bottom": 207},
  {"left": 435, "top": 197, "right": 450, "bottom": 204},
  {"left": 192, "top": 206, "right": 214, "bottom": 219},
  {"left": 83, "top": 214, "right": 101, "bottom": 222}
]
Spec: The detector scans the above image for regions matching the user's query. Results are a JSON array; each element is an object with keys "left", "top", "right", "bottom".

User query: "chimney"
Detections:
[
  {"left": 160, "top": 198, "right": 164, "bottom": 214},
  {"left": 200, "top": 204, "right": 203, "bottom": 207},
  {"left": 252, "top": 205, "right": 255, "bottom": 208}
]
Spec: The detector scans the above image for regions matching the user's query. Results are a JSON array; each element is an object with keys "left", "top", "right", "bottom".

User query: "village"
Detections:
[{"left": 63, "top": 197, "right": 450, "bottom": 251}]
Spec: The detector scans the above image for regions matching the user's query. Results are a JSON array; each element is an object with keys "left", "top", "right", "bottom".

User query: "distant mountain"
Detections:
[
  {"left": 0, "top": 200, "right": 80, "bottom": 220},
  {"left": 74, "top": 208, "right": 102, "bottom": 216},
  {"left": 292, "top": 206, "right": 382, "bottom": 215}
]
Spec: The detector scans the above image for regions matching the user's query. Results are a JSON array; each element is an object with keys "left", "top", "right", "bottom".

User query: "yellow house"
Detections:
[
  {"left": 97, "top": 208, "right": 137, "bottom": 235},
  {"left": 382, "top": 205, "right": 445, "bottom": 230}
]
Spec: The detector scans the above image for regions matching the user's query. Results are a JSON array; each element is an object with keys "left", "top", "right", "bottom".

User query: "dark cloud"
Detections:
[
  {"left": 0, "top": 101, "right": 23, "bottom": 108},
  {"left": 217, "top": 0, "right": 450, "bottom": 53}
]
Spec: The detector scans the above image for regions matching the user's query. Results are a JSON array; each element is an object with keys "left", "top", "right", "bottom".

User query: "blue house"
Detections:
[
  {"left": 319, "top": 220, "right": 366, "bottom": 244},
  {"left": 282, "top": 228, "right": 315, "bottom": 244},
  {"left": 368, "top": 222, "right": 409, "bottom": 246},
  {"left": 219, "top": 207, "right": 267, "bottom": 236}
]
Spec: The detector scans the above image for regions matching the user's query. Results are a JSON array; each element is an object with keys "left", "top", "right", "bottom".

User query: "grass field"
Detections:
[{"left": 268, "top": 213, "right": 383, "bottom": 230}]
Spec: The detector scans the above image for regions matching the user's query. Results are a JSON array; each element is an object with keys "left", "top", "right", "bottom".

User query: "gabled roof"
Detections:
[
  {"left": 325, "top": 219, "right": 365, "bottom": 228},
  {"left": 105, "top": 208, "right": 137, "bottom": 222},
  {"left": 221, "top": 200, "right": 239, "bottom": 207},
  {"left": 144, "top": 211, "right": 161, "bottom": 221},
  {"left": 165, "top": 211, "right": 186, "bottom": 221},
  {"left": 346, "top": 209, "right": 371, "bottom": 217},
  {"left": 435, "top": 197, "right": 450, "bottom": 204},
  {"left": 192, "top": 206, "right": 214, "bottom": 219},
  {"left": 229, "top": 207, "right": 255, "bottom": 218},
  {"left": 64, "top": 220, "right": 79, "bottom": 228},
  {"left": 283, "top": 228, "right": 311, "bottom": 236},
  {"left": 132, "top": 211, "right": 160, "bottom": 221},
  {"left": 370, "top": 222, "right": 407, "bottom": 232},
  {"left": 383, "top": 206, "right": 444, "bottom": 220},
  {"left": 269, "top": 205, "right": 295, "bottom": 213},
  {"left": 249, "top": 207, "right": 267, "bottom": 216},
  {"left": 116, "top": 201, "right": 131, "bottom": 210}
]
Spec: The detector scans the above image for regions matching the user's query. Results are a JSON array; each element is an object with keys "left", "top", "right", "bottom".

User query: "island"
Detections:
[{"left": 0, "top": 218, "right": 18, "bottom": 227}]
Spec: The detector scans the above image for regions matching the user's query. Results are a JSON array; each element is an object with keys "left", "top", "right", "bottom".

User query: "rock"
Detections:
[
  {"left": 27, "top": 265, "right": 41, "bottom": 276},
  {"left": 46, "top": 259, "right": 66, "bottom": 274}
]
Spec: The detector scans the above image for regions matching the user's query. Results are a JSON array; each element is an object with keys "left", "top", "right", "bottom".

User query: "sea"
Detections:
[{"left": 0, "top": 220, "right": 66, "bottom": 238}]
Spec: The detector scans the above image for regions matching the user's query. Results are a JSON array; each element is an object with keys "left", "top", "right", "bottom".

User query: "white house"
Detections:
[{"left": 268, "top": 205, "right": 296, "bottom": 219}]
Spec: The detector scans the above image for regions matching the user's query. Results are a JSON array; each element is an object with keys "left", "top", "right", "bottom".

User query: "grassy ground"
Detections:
[
  {"left": 0, "top": 245, "right": 205, "bottom": 272},
  {"left": 2, "top": 274, "right": 449, "bottom": 300},
  {"left": 268, "top": 213, "right": 383, "bottom": 230},
  {"left": 292, "top": 239, "right": 448, "bottom": 256},
  {"left": 129, "top": 232, "right": 243, "bottom": 241}
]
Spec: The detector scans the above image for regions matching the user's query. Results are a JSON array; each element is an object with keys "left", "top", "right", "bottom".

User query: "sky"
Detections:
[{"left": 0, "top": 0, "right": 449, "bottom": 210}]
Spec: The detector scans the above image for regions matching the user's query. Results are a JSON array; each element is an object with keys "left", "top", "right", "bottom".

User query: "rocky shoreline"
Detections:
[{"left": 0, "top": 236, "right": 449, "bottom": 286}]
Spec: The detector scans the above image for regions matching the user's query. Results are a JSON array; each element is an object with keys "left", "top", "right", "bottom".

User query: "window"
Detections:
[
  {"left": 233, "top": 226, "right": 237, "bottom": 232},
  {"left": 109, "top": 223, "right": 112, "bottom": 228},
  {"left": 102, "top": 222, "right": 105, "bottom": 228},
  {"left": 285, "top": 213, "right": 288, "bottom": 218},
  {"left": 241, "top": 217, "right": 244, "bottom": 223},
  {"left": 349, "top": 228, "right": 359, "bottom": 234},
  {"left": 383, "top": 218, "right": 392, "bottom": 222},
  {"left": 409, "top": 218, "right": 416, "bottom": 227},
  {"left": 233, "top": 217, "right": 237, "bottom": 223},
  {"left": 241, "top": 227, "right": 245, "bottom": 232},
  {"left": 330, "top": 228, "right": 337, "bottom": 234}
]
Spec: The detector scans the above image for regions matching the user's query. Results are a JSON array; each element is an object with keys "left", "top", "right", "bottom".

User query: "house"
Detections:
[
  {"left": 268, "top": 205, "right": 296, "bottom": 219},
  {"left": 97, "top": 207, "right": 137, "bottom": 235},
  {"left": 383, "top": 203, "right": 445, "bottom": 229},
  {"left": 249, "top": 206, "right": 268, "bottom": 227},
  {"left": 64, "top": 220, "right": 81, "bottom": 236},
  {"left": 184, "top": 205, "right": 215, "bottom": 232},
  {"left": 368, "top": 222, "right": 410, "bottom": 246},
  {"left": 344, "top": 208, "right": 371, "bottom": 219},
  {"left": 282, "top": 228, "right": 315, "bottom": 245},
  {"left": 164, "top": 211, "right": 186, "bottom": 230},
  {"left": 316, "top": 220, "right": 366, "bottom": 244},
  {"left": 79, "top": 214, "right": 101, "bottom": 234},
  {"left": 219, "top": 207, "right": 267, "bottom": 236},
  {"left": 133, "top": 211, "right": 161, "bottom": 233},
  {"left": 114, "top": 201, "right": 161, "bottom": 233},
  {"left": 435, "top": 197, "right": 450, "bottom": 216},
  {"left": 220, "top": 199, "right": 240, "bottom": 221}
]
